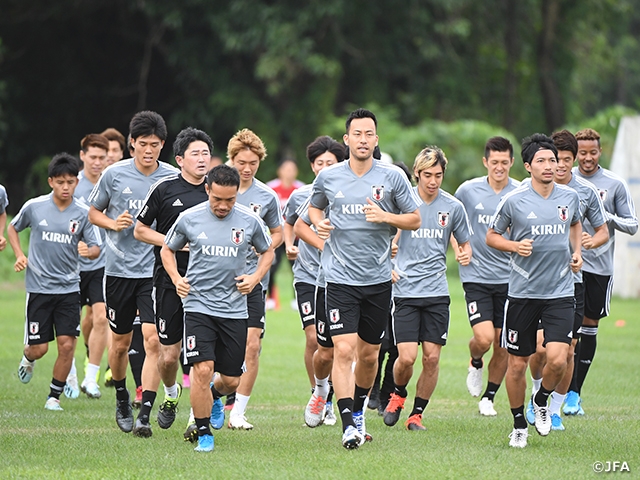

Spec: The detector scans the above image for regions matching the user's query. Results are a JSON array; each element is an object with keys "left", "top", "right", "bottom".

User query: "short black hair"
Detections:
[
  {"left": 129, "top": 111, "right": 167, "bottom": 141},
  {"left": 173, "top": 127, "right": 214, "bottom": 158},
  {"left": 206, "top": 164, "right": 240, "bottom": 189},
  {"left": 551, "top": 129, "right": 578, "bottom": 159},
  {"left": 345, "top": 108, "right": 377, "bottom": 133},
  {"left": 306, "top": 136, "right": 346, "bottom": 163},
  {"left": 394, "top": 162, "right": 413, "bottom": 183},
  {"left": 49, "top": 153, "right": 79, "bottom": 178},
  {"left": 521, "top": 133, "right": 558, "bottom": 164},
  {"left": 484, "top": 136, "right": 513, "bottom": 159}
]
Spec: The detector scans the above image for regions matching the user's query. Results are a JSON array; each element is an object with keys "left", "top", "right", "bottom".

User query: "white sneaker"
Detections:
[
  {"left": 532, "top": 397, "right": 551, "bottom": 436},
  {"left": 18, "top": 357, "right": 35, "bottom": 384},
  {"left": 265, "top": 298, "right": 276, "bottom": 311},
  {"left": 81, "top": 377, "right": 102, "bottom": 399},
  {"left": 466, "top": 365, "right": 483, "bottom": 397},
  {"left": 341, "top": 425, "right": 363, "bottom": 450},
  {"left": 478, "top": 397, "right": 497, "bottom": 416},
  {"left": 290, "top": 299, "right": 298, "bottom": 311},
  {"left": 508, "top": 427, "right": 528, "bottom": 448},
  {"left": 64, "top": 373, "right": 80, "bottom": 399},
  {"left": 324, "top": 401, "right": 337, "bottom": 426},
  {"left": 228, "top": 414, "right": 254, "bottom": 430},
  {"left": 304, "top": 392, "right": 326, "bottom": 428},
  {"left": 44, "top": 397, "right": 64, "bottom": 411}
]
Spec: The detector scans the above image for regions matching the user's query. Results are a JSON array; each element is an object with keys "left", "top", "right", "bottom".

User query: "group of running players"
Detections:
[{"left": 4, "top": 107, "right": 637, "bottom": 451}]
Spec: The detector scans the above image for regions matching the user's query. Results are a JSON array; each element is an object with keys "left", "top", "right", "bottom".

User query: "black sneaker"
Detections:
[
  {"left": 116, "top": 393, "right": 134, "bottom": 433},
  {"left": 383, "top": 393, "right": 406, "bottom": 427},
  {"left": 368, "top": 383, "right": 380, "bottom": 410},
  {"left": 157, "top": 385, "right": 182, "bottom": 429},
  {"left": 132, "top": 415, "right": 153, "bottom": 438}
]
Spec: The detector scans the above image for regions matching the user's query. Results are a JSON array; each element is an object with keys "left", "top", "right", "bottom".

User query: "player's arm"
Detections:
[
  {"left": 236, "top": 246, "right": 275, "bottom": 295},
  {"left": 569, "top": 220, "right": 583, "bottom": 272},
  {"left": 363, "top": 199, "right": 421, "bottom": 230},
  {"left": 456, "top": 241, "right": 472, "bottom": 266},
  {"left": 0, "top": 211, "right": 7, "bottom": 251},
  {"left": 293, "top": 216, "right": 324, "bottom": 251},
  {"left": 89, "top": 206, "right": 133, "bottom": 232},
  {"left": 134, "top": 221, "right": 165, "bottom": 247},
  {"left": 308, "top": 205, "right": 333, "bottom": 240},
  {"left": 7, "top": 223, "right": 27, "bottom": 272},
  {"left": 160, "top": 243, "right": 190, "bottom": 298},
  {"left": 607, "top": 187, "right": 638, "bottom": 235},
  {"left": 269, "top": 225, "right": 283, "bottom": 250},
  {"left": 283, "top": 222, "right": 299, "bottom": 260},
  {"left": 582, "top": 223, "right": 609, "bottom": 250},
  {"left": 486, "top": 228, "right": 532, "bottom": 256},
  {"left": 449, "top": 234, "right": 468, "bottom": 264}
]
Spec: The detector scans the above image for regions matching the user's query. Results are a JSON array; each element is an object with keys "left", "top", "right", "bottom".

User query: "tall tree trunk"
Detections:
[
  {"left": 537, "top": 0, "right": 565, "bottom": 131},
  {"left": 503, "top": 0, "right": 519, "bottom": 129}
]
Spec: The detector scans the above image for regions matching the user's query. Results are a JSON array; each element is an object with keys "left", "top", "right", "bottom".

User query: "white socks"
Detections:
[
  {"left": 549, "top": 392, "right": 566, "bottom": 416},
  {"left": 86, "top": 363, "right": 100, "bottom": 383},
  {"left": 314, "top": 375, "right": 330, "bottom": 399},
  {"left": 230, "top": 393, "right": 250, "bottom": 417},
  {"left": 165, "top": 383, "right": 179, "bottom": 399}
]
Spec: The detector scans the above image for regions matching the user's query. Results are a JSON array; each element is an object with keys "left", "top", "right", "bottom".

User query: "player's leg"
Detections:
[
  {"left": 526, "top": 327, "right": 545, "bottom": 424},
  {"left": 19, "top": 294, "right": 55, "bottom": 384},
  {"left": 295, "top": 282, "right": 318, "bottom": 388},
  {"left": 83, "top": 301, "right": 107, "bottom": 398},
  {"left": 191, "top": 360, "right": 215, "bottom": 451},
  {"left": 468, "top": 321, "right": 492, "bottom": 396}
]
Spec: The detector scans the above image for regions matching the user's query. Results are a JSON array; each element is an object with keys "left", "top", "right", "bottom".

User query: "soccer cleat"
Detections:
[
  {"left": 18, "top": 357, "right": 35, "bottom": 384},
  {"left": 304, "top": 392, "right": 327, "bottom": 428},
  {"left": 116, "top": 393, "right": 134, "bottom": 433},
  {"left": 525, "top": 398, "right": 535, "bottom": 425},
  {"left": 157, "top": 384, "right": 182, "bottom": 429},
  {"left": 224, "top": 393, "right": 236, "bottom": 411},
  {"left": 478, "top": 397, "right": 497, "bottom": 416},
  {"left": 352, "top": 410, "right": 372, "bottom": 445},
  {"left": 508, "top": 427, "right": 529, "bottom": 448},
  {"left": 64, "top": 373, "right": 80, "bottom": 399},
  {"left": 44, "top": 397, "right": 63, "bottom": 411},
  {"left": 323, "top": 401, "right": 337, "bottom": 426},
  {"left": 81, "top": 378, "right": 102, "bottom": 399},
  {"left": 466, "top": 364, "right": 483, "bottom": 397},
  {"left": 184, "top": 410, "right": 198, "bottom": 443},
  {"left": 368, "top": 383, "right": 380, "bottom": 411},
  {"left": 228, "top": 414, "right": 253, "bottom": 430},
  {"left": 132, "top": 386, "right": 143, "bottom": 409},
  {"left": 194, "top": 434, "right": 214, "bottom": 452},
  {"left": 182, "top": 373, "right": 191, "bottom": 389},
  {"left": 383, "top": 393, "right": 406, "bottom": 426},
  {"left": 532, "top": 396, "right": 551, "bottom": 436},
  {"left": 341, "top": 425, "right": 363, "bottom": 450},
  {"left": 132, "top": 416, "right": 153, "bottom": 438},
  {"left": 104, "top": 367, "right": 114, "bottom": 388},
  {"left": 210, "top": 398, "right": 225, "bottom": 430},
  {"left": 562, "top": 390, "right": 580, "bottom": 415},
  {"left": 405, "top": 413, "right": 426, "bottom": 431},
  {"left": 551, "top": 413, "right": 565, "bottom": 431}
]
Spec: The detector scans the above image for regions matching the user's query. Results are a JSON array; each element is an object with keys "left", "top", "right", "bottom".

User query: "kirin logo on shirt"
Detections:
[
  {"left": 68, "top": 219, "right": 80, "bottom": 234},
  {"left": 557, "top": 205, "right": 569, "bottom": 222},
  {"left": 250, "top": 203, "right": 262, "bottom": 216},
  {"left": 186, "top": 335, "right": 196, "bottom": 351},
  {"left": 231, "top": 228, "right": 245, "bottom": 245},
  {"left": 371, "top": 185, "right": 385, "bottom": 201},
  {"left": 437, "top": 211, "right": 450, "bottom": 228}
]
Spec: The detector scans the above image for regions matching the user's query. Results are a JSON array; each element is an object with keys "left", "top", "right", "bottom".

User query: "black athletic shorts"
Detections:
[
  {"left": 295, "top": 282, "right": 316, "bottom": 330},
  {"left": 325, "top": 281, "right": 392, "bottom": 345},
  {"left": 462, "top": 282, "right": 508, "bottom": 328},
  {"left": 104, "top": 276, "right": 154, "bottom": 335},
  {"left": 503, "top": 296, "right": 574, "bottom": 357},
  {"left": 183, "top": 312, "right": 247, "bottom": 377},
  {"left": 582, "top": 271, "right": 613, "bottom": 320},
  {"left": 80, "top": 267, "right": 105, "bottom": 306},
  {"left": 25, "top": 292, "right": 81, "bottom": 345},
  {"left": 154, "top": 285, "right": 184, "bottom": 346},
  {"left": 573, "top": 282, "right": 585, "bottom": 337},
  {"left": 315, "top": 286, "right": 333, "bottom": 348},
  {"left": 392, "top": 296, "right": 450, "bottom": 345},
  {"left": 246, "top": 284, "right": 266, "bottom": 338}
]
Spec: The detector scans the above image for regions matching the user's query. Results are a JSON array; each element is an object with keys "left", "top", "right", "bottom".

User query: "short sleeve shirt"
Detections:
[
  {"left": 75, "top": 171, "right": 106, "bottom": 271},
  {"left": 0, "top": 184, "right": 8, "bottom": 214}
]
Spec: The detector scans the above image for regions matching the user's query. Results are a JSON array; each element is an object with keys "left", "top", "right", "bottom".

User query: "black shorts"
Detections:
[
  {"left": 80, "top": 267, "right": 105, "bottom": 307},
  {"left": 24, "top": 292, "right": 81, "bottom": 345},
  {"left": 392, "top": 296, "right": 450, "bottom": 346},
  {"left": 246, "top": 284, "right": 266, "bottom": 337},
  {"left": 325, "top": 281, "right": 392, "bottom": 345},
  {"left": 104, "top": 276, "right": 154, "bottom": 335},
  {"left": 573, "top": 282, "right": 585, "bottom": 337},
  {"left": 582, "top": 271, "right": 613, "bottom": 320},
  {"left": 315, "top": 286, "right": 333, "bottom": 348},
  {"left": 462, "top": 282, "right": 508, "bottom": 328},
  {"left": 183, "top": 312, "right": 247, "bottom": 377},
  {"left": 503, "top": 297, "right": 574, "bottom": 357},
  {"left": 295, "top": 282, "right": 316, "bottom": 330},
  {"left": 154, "top": 286, "right": 184, "bottom": 346}
]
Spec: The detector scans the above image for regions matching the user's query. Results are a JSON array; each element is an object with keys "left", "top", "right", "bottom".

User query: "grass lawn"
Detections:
[{"left": 0, "top": 262, "right": 638, "bottom": 479}]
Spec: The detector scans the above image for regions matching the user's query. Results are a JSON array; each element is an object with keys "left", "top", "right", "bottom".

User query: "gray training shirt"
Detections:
[
  {"left": 310, "top": 160, "right": 422, "bottom": 286},
  {"left": 455, "top": 177, "right": 521, "bottom": 284},
  {"left": 393, "top": 188, "right": 472, "bottom": 298},
  {"left": 88, "top": 159, "right": 179, "bottom": 278},
  {"left": 0, "top": 184, "right": 8, "bottom": 214},
  {"left": 11, "top": 193, "right": 101, "bottom": 294},
  {"left": 490, "top": 182, "right": 580, "bottom": 299},
  {"left": 573, "top": 166, "right": 638, "bottom": 276},
  {"left": 165, "top": 201, "right": 272, "bottom": 319},
  {"left": 284, "top": 185, "right": 321, "bottom": 287},
  {"left": 75, "top": 171, "right": 106, "bottom": 271}
]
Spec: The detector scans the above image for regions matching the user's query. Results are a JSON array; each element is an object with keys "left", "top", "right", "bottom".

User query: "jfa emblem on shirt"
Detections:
[
  {"left": 158, "top": 318, "right": 166, "bottom": 333},
  {"left": 508, "top": 329, "right": 518, "bottom": 344},
  {"left": 186, "top": 335, "right": 196, "bottom": 351},
  {"left": 557, "top": 205, "right": 569, "bottom": 222},
  {"left": 318, "top": 321, "right": 325, "bottom": 334},
  {"left": 468, "top": 301, "right": 477, "bottom": 315},
  {"left": 29, "top": 322, "right": 39, "bottom": 334},
  {"left": 250, "top": 203, "right": 262, "bottom": 216},
  {"left": 371, "top": 185, "right": 385, "bottom": 201},
  {"left": 68, "top": 219, "right": 80, "bottom": 234},
  {"left": 108, "top": 308, "right": 116, "bottom": 321},
  {"left": 231, "top": 228, "right": 245, "bottom": 245},
  {"left": 301, "top": 301, "right": 312, "bottom": 315},
  {"left": 437, "top": 211, "right": 450, "bottom": 228},
  {"left": 598, "top": 189, "right": 608, "bottom": 202},
  {"left": 329, "top": 309, "right": 340, "bottom": 323}
]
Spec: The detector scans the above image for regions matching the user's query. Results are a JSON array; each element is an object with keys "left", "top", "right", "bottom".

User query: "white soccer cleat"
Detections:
[
  {"left": 64, "top": 373, "right": 80, "bottom": 399},
  {"left": 44, "top": 397, "right": 64, "bottom": 411},
  {"left": 532, "top": 398, "right": 551, "bottom": 436},
  {"left": 466, "top": 365, "right": 483, "bottom": 397},
  {"left": 508, "top": 427, "right": 528, "bottom": 448},
  {"left": 228, "top": 414, "right": 254, "bottom": 430},
  {"left": 304, "top": 392, "right": 326, "bottom": 428},
  {"left": 81, "top": 377, "right": 102, "bottom": 399},
  {"left": 324, "top": 401, "right": 337, "bottom": 426},
  {"left": 478, "top": 397, "right": 497, "bottom": 416},
  {"left": 341, "top": 425, "right": 363, "bottom": 450},
  {"left": 18, "top": 357, "right": 35, "bottom": 384}
]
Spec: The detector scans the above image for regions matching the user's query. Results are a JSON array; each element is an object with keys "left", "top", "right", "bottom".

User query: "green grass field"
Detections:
[{"left": 0, "top": 262, "right": 638, "bottom": 479}]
